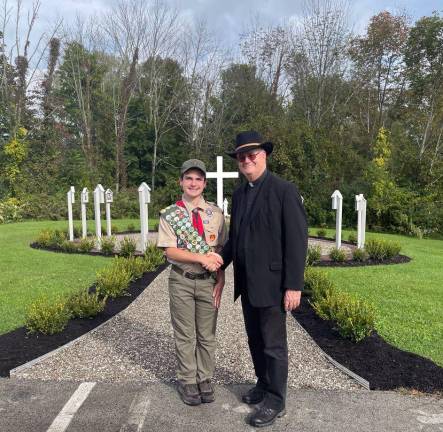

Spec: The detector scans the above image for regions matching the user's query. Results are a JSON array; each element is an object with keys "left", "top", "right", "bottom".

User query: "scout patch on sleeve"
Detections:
[{"left": 163, "top": 204, "right": 210, "bottom": 253}]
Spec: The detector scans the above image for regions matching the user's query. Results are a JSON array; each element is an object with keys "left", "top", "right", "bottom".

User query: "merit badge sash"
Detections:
[{"left": 160, "top": 204, "right": 210, "bottom": 254}]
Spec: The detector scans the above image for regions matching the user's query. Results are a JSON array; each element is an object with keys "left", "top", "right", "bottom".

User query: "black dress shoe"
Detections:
[
  {"left": 241, "top": 386, "right": 266, "bottom": 404},
  {"left": 249, "top": 406, "right": 286, "bottom": 427}
]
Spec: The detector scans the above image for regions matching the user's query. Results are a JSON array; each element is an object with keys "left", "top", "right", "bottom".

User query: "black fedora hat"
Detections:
[{"left": 227, "top": 130, "right": 273, "bottom": 158}]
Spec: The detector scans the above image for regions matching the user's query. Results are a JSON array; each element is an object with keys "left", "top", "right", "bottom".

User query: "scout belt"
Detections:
[
  {"left": 171, "top": 265, "right": 212, "bottom": 280},
  {"left": 160, "top": 204, "right": 211, "bottom": 253}
]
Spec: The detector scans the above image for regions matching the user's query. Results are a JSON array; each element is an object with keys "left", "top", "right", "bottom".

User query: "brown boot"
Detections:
[
  {"left": 198, "top": 379, "right": 215, "bottom": 403},
  {"left": 177, "top": 382, "right": 201, "bottom": 406}
]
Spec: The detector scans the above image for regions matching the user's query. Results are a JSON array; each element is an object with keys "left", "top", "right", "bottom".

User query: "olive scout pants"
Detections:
[{"left": 168, "top": 267, "right": 218, "bottom": 384}]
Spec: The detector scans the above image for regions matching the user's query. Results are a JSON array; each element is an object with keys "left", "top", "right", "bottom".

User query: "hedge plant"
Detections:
[
  {"left": 66, "top": 290, "right": 106, "bottom": 319},
  {"left": 119, "top": 236, "right": 137, "bottom": 258},
  {"left": 329, "top": 247, "right": 346, "bottom": 262},
  {"left": 304, "top": 268, "right": 375, "bottom": 342},
  {"left": 25, "top": 297, "right": 71, "bottom": 335}
]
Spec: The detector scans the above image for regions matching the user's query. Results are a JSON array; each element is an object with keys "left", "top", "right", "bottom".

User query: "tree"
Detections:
[
  {"left": 365, "top": 127, "right": 410, "bottom": 228},
  {"left": 350, "top": 11, "right": 408, "bottom": 136},
  {"left": 404, "top": 13, "right": 443, "bottom": 179},
  {"left": 56, "top": 41, "right": 108, "bottom": 172},
  {"left": 241, "top": 22, "right": 291, "bottom": 100},
  {"left": 287, "top": 0, "right": 351, "bottom": 128}
]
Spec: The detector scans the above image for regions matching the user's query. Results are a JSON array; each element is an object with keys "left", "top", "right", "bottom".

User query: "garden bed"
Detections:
[
  {"left": 293, "top": 296, "right": 443, "bottom": 393},
  {"left": 313, "top": 253, "right": 411, "bottom": 267},
  {"left": 0, "top": 263, "right": 168, "bottom": 377}
]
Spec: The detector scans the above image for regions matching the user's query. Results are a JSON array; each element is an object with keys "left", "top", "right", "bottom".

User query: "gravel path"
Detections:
[{"left": 13, "top": 266, "right": 361, "bottom": 391}]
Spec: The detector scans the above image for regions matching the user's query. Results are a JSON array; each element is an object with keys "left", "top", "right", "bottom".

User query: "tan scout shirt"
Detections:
[{"left": 157, "top": 195, "right": 227, "bottom": 274}]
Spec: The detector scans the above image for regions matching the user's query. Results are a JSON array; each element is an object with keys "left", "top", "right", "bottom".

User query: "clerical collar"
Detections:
[{"left": 248, "top": 170, "right": 267, "bottom": 188}]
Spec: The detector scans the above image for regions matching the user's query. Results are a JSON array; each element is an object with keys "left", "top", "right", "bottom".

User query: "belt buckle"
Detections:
[{"left": 185, "top": 272, "right": 196, "bottom": 280}]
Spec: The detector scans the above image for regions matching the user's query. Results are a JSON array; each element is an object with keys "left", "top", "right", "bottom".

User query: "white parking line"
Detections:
[
  {"left": 120, "top": 391, "right": 151, "bottom": 432},
  {"left": 46, "top": 382, "right": 96, "bottom": 432}
]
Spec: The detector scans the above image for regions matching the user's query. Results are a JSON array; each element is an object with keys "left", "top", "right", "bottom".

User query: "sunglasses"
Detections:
[{"left": 236, "top": 151, "right": 262, "bottom": 162}]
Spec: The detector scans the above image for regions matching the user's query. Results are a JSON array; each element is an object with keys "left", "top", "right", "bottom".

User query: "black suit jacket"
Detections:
[{"left": 222, "top": 172, "right": 308, "bottom": 307}]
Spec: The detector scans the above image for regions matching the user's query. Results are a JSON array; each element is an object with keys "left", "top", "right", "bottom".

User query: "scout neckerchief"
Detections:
[
  {"left": 160, "top": 202, "right": 210, "bottom": 254},
  {"left": 176, "top": 200, "right": 204, "bottom": 237}
]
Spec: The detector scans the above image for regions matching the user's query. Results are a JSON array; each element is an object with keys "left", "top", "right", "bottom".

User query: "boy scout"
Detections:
[{"left": 157, "top": 159, "right": 226, "bottom": 406}]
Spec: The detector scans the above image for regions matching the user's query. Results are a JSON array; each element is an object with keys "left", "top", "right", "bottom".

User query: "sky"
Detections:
[{"left": 4, "top": 0, "right": 443, "bottom": 60}]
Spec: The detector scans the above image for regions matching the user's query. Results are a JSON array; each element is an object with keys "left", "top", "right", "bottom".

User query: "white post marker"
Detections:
[
  {"left": 138, "top": 182, "right": 151, "bottom": 253},
  {"left": 223, "top": 198, "right": 229, "bottom": 216},
  {"left": 207, "top": 156, "right": 239, "bottom": 209},
  {"left": 81, "top": 188, "right": 89, "bottom": 239},
  {"left": 105, "top": 188, "right": 113, "bottom": 237},
  {"left": 67, "top": 186, "right": 75, "bottom": 241},
  {"left": 331, "top": 190, "right": 343, "bottom": 249},
  {"left": 355, "top": 193, "right": 367, "bottom": 249},
  {"left": 94, "top": 184, "right": 105, "bottom": 243}
]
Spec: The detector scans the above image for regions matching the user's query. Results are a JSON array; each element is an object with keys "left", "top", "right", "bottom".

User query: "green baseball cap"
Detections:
[{"left": 180, "top": 159, "right": 206, "bottom": 176}]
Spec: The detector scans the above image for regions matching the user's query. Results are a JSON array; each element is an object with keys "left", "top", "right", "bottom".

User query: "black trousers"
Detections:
[{"left": 241, "top": 291, "right": 288, "bottom": 410}]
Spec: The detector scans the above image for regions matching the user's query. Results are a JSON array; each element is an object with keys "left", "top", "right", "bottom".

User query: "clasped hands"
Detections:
[{"left": 201, "top": 252, "right": 224, "bottom": 272}]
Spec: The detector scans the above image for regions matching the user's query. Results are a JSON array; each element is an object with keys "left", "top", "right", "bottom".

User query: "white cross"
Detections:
[{"left": 207, "top": 156, "right": 239, "bottom": 209}]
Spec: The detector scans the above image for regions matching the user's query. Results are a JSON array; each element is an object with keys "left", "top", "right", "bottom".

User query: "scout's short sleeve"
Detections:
[
  {"left": 218, "top": 214, "right": 228, "bottom": 246},
  {"left": 157, "top": 216, "right": 177, "bottom": 248}
]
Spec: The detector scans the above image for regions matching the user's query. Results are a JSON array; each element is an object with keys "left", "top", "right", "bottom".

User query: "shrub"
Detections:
[
  {"left": 329, "top": 247, "right": 346, "bottom": 262},
  {"left": 313, "top": 290, "right": 375, "bottom": 342},
  {"left": 65, "top": 226, "right": 81, "bottom": 238},
  {"left": 61, "top": 240, "right": 79, "bottom": 253},
  {"left": 316, "top": 229, "right": 327, "bottom": 238},
  {"left": 127, "top": 223, "right": 136, "bottom": 232},
  {"left": 96, "top": 264, "right": 131, "bottom": 298},
  {"left": 113, "top": 256, "right": 147, "bottom": 281},
  {"left": 66, "top": 290, "right": 106, "bottom": 319},
  {"left": 78, "top": 237, "right": 96, "bottom": 253},
  {"left": 304, "top": 268, "right": 335, "bottom": 300},
  {"left": 305, "top": 265, "right": 375, "bottom": 342},
  {"left": 144, "top": 242, "right": 165, "bottom": 268},
  {"left": 35, "top": 229, "right": 52, "bottom": 247},
  {"left": 0, "top": 197, "right": 24, "bottom": 223},
  {"left": 384, "top": 241, "right": 401, "bottom": 259},
  {"left": 48, "top": 229, "right": 67, "bottom": 248},
  {"left": 365, "top": 239, "right": 386, "bottom": 260},
  {"left": 352, "top": 248, "right": 367, "bottom": 262},
  {"left": 365, "top": 238, "right": 402, "bottom": 260},
  {"left": 100, "top": 236, "right": 116, "bottom": 256},
  {"left": 119, "top": 236, "right": 137, "bottom": 257},
  {"left": 25, "top": 297, "right": 71, "bottom": 335},
  {"left": 306, "top": 245, "right": 322, "bottom": 265},
  {"left": 347, "top": 232, "right": 357, "bottom": 244},
  {"left": 111, "top": 224, "right": 120, "bottom": 234}
]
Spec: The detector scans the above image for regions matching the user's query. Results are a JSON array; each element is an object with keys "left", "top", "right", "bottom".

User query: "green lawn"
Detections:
[
  {"left": 309, "top": 228, "right": 443, "bottom": 367},
  {"left": 0, "top": 219, "right": 158, "bottom": 334}
]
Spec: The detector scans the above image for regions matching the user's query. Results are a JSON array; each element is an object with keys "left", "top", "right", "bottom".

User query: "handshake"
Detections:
[{"left": 201, "top": 252, "right": 224, "bottom": 272}]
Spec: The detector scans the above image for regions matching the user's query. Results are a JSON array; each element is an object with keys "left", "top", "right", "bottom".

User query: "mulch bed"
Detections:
[
  {"left": 293, "top": 297, "right": 443, "bottom": 393},
  {"left": 0, "top": 263, "right": 168, "bottom": 378},
  {"left": 30, "top": 242, "right": 147, "bottom": 257},
  {"left": 313, "top": 254, "right": 411, "bottom": 267}
]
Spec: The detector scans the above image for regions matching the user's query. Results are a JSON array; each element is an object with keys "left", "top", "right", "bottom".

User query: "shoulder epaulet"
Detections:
[{"left": 207, "top": 202, "right": 223, "bottom": 213}]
